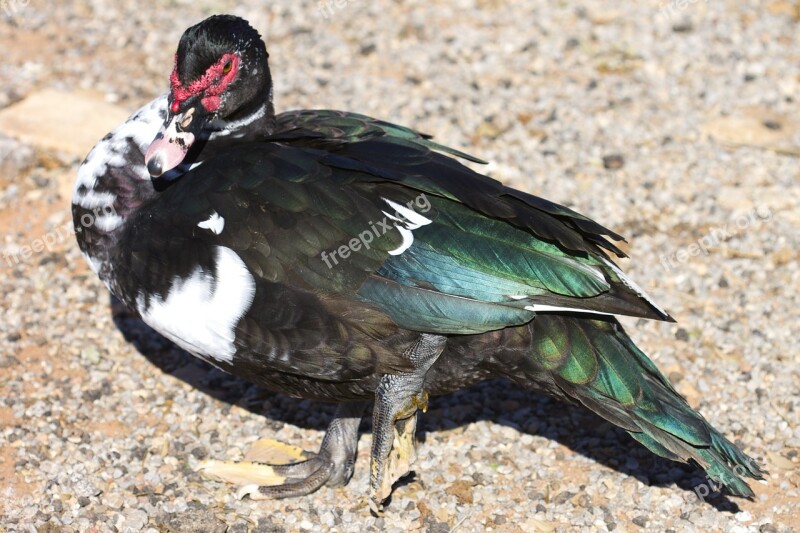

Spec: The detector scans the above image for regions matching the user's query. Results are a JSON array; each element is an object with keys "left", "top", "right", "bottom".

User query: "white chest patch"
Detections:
[
  {"left": 198, "top": 211, "right": 225, "bottom": 235},
  {"left": 381, "top": 198, "right": 433, "bottom": 256},
  {"left": 136, "top": 246, "right": 256, "bottom": 364}
]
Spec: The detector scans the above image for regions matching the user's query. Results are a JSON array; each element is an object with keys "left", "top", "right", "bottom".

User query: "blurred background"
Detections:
[{"left": 1, "top": 1, "right": 798, "bottom": 531}]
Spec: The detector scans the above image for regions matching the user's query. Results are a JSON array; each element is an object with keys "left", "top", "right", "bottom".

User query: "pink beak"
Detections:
[{"left": 145, "top": 110, "right": 197, "bottom": 177}]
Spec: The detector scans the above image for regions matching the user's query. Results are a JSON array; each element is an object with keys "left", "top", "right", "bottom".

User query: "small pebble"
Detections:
[{"left": 602, "top": 154, "right": 625, "bottom": 170}]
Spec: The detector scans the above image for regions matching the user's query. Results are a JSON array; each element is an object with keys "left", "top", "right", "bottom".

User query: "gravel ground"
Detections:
[{"left": 2, "top": 1, "right": 799, "bottom": 531}]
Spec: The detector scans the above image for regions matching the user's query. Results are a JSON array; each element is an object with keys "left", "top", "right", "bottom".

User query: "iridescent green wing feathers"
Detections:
[
  {"left": 273, "top": 109, "right": 626, "bottom": 256},
  {"left": 525, "top": 315, "right": 765, "bottom": 497},
  {"left": 264, "top": 109, "right": 671, "bottom": 333}
]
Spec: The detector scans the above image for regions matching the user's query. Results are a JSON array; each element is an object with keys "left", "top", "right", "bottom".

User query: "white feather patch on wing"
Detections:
[
  {"left": 198, "top": 211, "right": 225, "bottom": 235},
  {"left": 381, "top": 198, "right": 433, "bottom": 256},
  {"left": 388, "top": 227, "right": 414, "bottom": 256},
  {"left": 523, "top": 304, "right": 615, "bottom": 316}
]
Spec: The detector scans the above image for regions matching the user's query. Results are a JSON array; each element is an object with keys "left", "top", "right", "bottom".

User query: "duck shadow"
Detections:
[{"left": 110, "top": 296, "right": 744, "bottom": 513}]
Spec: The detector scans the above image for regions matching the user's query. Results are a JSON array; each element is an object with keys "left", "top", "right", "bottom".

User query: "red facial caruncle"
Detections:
[{"left": 169, "top": 53, "right": 240, "bottom": 113}]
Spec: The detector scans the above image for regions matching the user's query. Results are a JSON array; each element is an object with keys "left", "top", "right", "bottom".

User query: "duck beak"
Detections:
[{"left": 145, "top": 104, "right": 204, "bottom": 177}]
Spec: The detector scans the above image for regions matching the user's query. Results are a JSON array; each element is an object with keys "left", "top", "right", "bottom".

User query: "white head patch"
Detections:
[{"left": 72, "top": 94, "right": 168, "bottom": 233}]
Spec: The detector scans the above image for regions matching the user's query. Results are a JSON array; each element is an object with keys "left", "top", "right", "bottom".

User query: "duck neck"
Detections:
[{"left": 208, "top": 92, "right": 276, "bottom": 146}]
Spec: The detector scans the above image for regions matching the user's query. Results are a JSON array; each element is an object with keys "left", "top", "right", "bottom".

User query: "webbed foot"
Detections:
[{"left": 198, "top": 401, "right": 367, "bottom": 499}]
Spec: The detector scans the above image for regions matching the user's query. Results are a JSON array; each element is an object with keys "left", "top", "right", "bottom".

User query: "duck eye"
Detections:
[{"left": 222, "top": 61, "right": 232, "bottom": 74}]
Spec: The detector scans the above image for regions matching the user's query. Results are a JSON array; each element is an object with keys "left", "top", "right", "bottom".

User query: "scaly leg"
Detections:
[
  {"left": 369, "top": 333, "right": 446, "bottom": 513},
  {"left": 198, "top": 401, "right": 367, "bottom": 499}
]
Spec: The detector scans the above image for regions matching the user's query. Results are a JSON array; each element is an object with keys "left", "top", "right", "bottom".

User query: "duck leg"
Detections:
[
  {"left": 198, "top": 401, "right": 367, "bottom": 499},
  {"left": 369, "top": 333, "right": 447, "bottom": 513}
]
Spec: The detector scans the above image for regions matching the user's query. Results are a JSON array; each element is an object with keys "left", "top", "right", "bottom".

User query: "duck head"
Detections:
[{"left": 145, "top": 15, "right": 274, "bottom": 177}]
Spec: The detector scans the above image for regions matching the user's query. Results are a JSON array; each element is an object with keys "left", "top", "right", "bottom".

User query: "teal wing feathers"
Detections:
[
  {"left": 520, "top": 315, "right": 765, "bottom": 497},
  {"left": 261, "top": 109, "right": 672, "bottom": 333}
]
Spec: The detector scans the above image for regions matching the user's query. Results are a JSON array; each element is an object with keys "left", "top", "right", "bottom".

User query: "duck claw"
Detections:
[{"left": 196, "top": 402, "right": 368, "bottom": 500}]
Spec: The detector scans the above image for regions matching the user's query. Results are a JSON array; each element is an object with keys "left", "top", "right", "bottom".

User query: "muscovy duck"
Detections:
[{"left": 72, "top": 14, "right": 763, "bottom": 511}]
